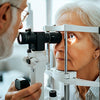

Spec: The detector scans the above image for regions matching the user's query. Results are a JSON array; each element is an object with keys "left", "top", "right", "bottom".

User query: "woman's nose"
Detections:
[
  {"left": 55, "top": 35, "right": 64, "bottom": 51},
  {"left": 19, "top": 22, "right": 23, "bottom": 29}
]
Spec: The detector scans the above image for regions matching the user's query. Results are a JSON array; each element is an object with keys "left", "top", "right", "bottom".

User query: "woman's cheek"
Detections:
[{"left": 53, "top": 48, "right": 56, "bottom": 56}]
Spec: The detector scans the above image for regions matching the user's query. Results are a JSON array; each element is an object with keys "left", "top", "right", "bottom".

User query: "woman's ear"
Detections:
[
  {"left": 93, "top": 48, "right": 100, "bottom": 60},
  {"left": 0, "top": 3, "right": 11, "bottom": 29}
]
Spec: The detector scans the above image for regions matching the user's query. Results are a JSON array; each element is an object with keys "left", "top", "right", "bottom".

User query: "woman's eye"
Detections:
[
  {"left": 68, "top": 33, "right": 76, "bottom": 39},
  {"left": 68, "top": 33, "right": 77, "bottom": 44}
]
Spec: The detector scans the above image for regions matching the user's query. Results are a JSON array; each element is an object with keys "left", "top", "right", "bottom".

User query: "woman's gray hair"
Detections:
[
  {"left": 55, "top": 1, "right": 100, "bottom": 48},
  {"left": 0, "top": 0, "right": 24, "bottom": 7}
]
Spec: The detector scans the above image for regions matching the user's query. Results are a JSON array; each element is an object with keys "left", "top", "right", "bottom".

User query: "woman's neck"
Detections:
[
  {"left": 77, "top": 59, "right": 99, "bottom": 100},
  {"left": 77, "top": 59, "right": 99, "bottom": 81}
]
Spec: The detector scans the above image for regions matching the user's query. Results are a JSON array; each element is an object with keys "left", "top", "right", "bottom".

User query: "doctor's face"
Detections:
[
  {"left": 54, "top": 11, "right": 96, "bottom": 71},
  {"left": 0, "top": 0, "right": 27, "bottom": 59}
]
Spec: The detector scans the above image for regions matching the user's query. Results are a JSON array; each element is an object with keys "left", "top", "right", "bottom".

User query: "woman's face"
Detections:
[{"left": 54, "top": 11, "right": 96, "bottom": 71}]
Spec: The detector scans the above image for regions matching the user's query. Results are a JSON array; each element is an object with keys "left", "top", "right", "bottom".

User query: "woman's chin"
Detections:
[{"left": 56, "top": 64, "right": 76, "bottom": 71}]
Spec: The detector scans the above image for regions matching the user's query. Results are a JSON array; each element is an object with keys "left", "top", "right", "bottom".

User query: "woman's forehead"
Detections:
[{"left": 56, "top": 11, "right": 87, "bottom": 27}]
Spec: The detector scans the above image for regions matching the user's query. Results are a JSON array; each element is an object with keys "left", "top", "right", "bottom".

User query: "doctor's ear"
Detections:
[
  {"left": 0, "top": 3, "right": 11, "bottom": 29},
  {"left": 93, "top": 48, "right": 100, "bottom": 60}
]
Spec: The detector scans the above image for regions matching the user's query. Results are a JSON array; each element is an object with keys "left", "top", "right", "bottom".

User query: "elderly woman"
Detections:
[{"left": 54, "top": 1, "right": 100, "bottom": 100}]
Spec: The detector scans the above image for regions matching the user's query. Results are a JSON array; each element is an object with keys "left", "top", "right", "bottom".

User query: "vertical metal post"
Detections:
[
  {"left": 46, "top": 42, "right": 54, "bottom": 88},
  {"left": 64, "top": 31, "right": 69, "bottom": 100},
  {"left": 26, "top": 3, "right": 33, "bottom": 31},
  {"left": 64, "top": 85, "right": 69, "bottom": 100},
  {"left": 64, "top": 32, "right": 67, "bottom": 74},
  {"left": 46, "top": 0, "right": 52, "bottom": 69},
  {"left": 46, "top": 0, "right": 52, "bottom": 25},
  {"left": 46, "top": 0, "right": 54, "bottom": 89},
  {"left": 46, "top": 43, "right": 50, "bottom": 70}
]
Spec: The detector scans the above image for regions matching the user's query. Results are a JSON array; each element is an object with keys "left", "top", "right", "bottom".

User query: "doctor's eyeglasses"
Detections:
[{"left": 11, "top": 4, "right": 29, "bottom": 22}]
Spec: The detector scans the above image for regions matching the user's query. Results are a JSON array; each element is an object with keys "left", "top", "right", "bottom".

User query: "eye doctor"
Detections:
[{"left": 0, "top": 0, "right": 42, "bottom": 100}]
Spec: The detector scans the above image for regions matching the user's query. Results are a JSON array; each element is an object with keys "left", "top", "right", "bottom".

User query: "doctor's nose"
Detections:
[{"left": 19, "top": 22, "right": 23, "bottom": 29}]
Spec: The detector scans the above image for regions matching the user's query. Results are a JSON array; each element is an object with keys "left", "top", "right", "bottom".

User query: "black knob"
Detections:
[
  {"left": 26, "top": 58, "right": 31, "bottom": 64},
  {"left": 49, "top": 90, "right": 57, "bottom": 97},
  {"left": 15, "top": 78, "right": 30, "bottom": 90}
]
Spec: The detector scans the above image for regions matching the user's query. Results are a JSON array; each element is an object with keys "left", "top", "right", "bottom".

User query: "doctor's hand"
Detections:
[{"left": 5, "top": 81, "right": 42, "bottom": 100}]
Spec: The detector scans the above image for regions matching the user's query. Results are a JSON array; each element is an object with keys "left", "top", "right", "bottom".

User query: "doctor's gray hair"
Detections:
[
  {"left": 55, "top": 1, "right": 100, "bottom": 48},
  {"left": 0, "top": 0, "right": 25, "bottom": 7}
]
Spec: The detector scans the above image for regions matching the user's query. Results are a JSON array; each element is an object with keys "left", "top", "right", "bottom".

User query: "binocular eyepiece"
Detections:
[{"left": 17, "top": 29, "right": 62, "bottom": 51}]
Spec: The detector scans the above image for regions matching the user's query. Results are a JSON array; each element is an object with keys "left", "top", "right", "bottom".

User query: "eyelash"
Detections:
[{"left": 68, "top": 32, "right": 77, "bottom": 39}]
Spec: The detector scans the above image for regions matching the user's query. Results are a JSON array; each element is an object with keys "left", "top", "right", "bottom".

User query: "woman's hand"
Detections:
[{"left": 5, "top": 81, "right": 42, "bottom": 100}]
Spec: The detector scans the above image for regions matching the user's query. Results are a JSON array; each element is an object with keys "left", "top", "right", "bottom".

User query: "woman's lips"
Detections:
[
  {"left": 56, "top": 58, "right": 64, "bottom": 61},
  {"left": 56, "top": 58, "right": 71, "bottom": 61}
]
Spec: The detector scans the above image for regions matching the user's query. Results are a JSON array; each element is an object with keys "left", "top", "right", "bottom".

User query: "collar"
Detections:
[{"left": 86, "top": 77, "right": 99, "bottom": 98}]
